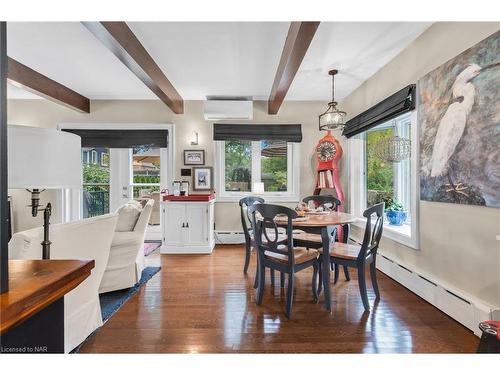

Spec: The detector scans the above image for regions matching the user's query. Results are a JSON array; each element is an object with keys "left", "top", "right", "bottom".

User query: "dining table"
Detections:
[{"left": 274, "top": 211, "right": 357, "bottom": 312}]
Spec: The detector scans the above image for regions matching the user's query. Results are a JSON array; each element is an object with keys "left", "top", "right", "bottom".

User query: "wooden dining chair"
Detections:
[
  {"left": 293, "top": 195, "right": 350, "bottom": 282},
  {"left": 302, "top": 195, "right": 341, "bottom": 211},
  {"left": 239, "top": 196, "right": 265, "bottom": 276},
  {"left": 317, "top": 202, "right": 384, "bottom": 311},
  {"left": 239, "top": 196, "right": 285, "bottom": 288},
  {"left": 249, "top": 203, "right": 319, "bottom": 319}
]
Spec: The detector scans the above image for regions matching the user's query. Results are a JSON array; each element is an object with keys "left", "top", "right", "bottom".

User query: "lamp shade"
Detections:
[{"left": 8, "top": 125, "right": 82, "bottom": 189}]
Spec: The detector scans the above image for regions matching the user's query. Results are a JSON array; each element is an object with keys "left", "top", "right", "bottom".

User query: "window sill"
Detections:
[{"left": 352, "top": 217, "right": 419, "bottom": 249}]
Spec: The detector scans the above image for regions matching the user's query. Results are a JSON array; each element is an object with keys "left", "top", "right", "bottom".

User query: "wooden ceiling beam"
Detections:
[
  {"left": 7, "top": 58, "right": 90, "bottom": 113},
  {"left": 268, "top": 22, "right": 320, "bottom": 115},
  {"left": 82, "top": 22, "right": 184, "bottom": 114}
]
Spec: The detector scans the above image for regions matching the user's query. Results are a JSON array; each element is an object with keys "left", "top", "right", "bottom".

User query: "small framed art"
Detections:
[
  {"left": 193, "top": 167, "right": 213, "bottom": 191},
  {"left": 184, "top": 150, "right": 205, "bottom": 165}
]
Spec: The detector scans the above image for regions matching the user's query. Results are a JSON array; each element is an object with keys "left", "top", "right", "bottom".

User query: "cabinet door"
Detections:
[
  {"left": 185, "top": 204, "right": 208, "bottom": 245},
  {"left": 164, "top": 204, "right": 186, "bottom": 245}
]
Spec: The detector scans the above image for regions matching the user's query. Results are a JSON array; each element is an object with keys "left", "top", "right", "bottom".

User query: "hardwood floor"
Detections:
[{"left": 79, "top": 245, "right": 478, "bottom": 353}]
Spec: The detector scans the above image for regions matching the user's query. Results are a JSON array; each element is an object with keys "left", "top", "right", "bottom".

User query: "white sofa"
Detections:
[
  {"left": 9, "top": 213, "right": 118, "bottom": 353},
  {"left": 99, "top": 199, "right": 154, "bottom": 294}
]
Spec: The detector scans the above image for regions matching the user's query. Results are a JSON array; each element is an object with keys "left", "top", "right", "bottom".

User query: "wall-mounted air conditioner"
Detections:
[{"left": 204, "top": 100, "right": 253, "bottom": 120}]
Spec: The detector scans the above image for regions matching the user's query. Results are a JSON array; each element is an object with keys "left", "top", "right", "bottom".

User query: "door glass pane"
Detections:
[
  {"left": 132, "top": 146, "right": 161, "bottom": 199},
  {"left": 261, "top": 140, "right": 288, "bottom": 192},
  {"left": 82, "top": 147, "right": 110, "bottom": 218},
  {"left": 224, "top": 140, "right": 251, "bottom": 192}
]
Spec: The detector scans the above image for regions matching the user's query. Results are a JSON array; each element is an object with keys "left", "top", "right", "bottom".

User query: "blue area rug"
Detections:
[
  {"left": 70, "top": 266, "right": 161, "bottom": 353},
  {"left": 99, "top": 266, "right": 161, "bottom": 322}
]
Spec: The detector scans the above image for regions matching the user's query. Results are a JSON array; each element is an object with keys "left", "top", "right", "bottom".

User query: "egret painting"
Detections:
[{"left": 419, "top": 30, "right": 500, "bottom": 207}]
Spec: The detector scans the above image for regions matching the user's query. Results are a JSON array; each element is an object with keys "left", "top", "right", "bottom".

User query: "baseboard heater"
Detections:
[
  {"left": 215, "top": 231, "right": 245, "bottom": 244},
  {"left": 376, "top": 252, "right": 496, "bottom": 337}
]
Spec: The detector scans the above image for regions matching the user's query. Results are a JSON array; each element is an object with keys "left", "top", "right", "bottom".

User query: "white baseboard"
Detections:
[
  {"left": 376, "top": 251, "right": 496, "bottom": 337},
  {"left": 160, "top": 241, "right": 215, "bottom": 254},
  {"left": 214, "top": 231, "right": 245, "bottom": 244}
]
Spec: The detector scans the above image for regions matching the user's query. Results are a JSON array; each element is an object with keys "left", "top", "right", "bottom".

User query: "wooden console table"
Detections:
[{"left": 0, "top": 259, "right": 94, "bottom": 353}]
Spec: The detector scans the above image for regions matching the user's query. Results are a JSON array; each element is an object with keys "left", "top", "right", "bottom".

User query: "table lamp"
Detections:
[{"left": 8, "top": 125, "right": 82, "bottom": 259}]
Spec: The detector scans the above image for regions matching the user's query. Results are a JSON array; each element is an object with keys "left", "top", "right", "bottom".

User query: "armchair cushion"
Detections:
[{"left": 116, "top": 201, "right": 142, "bottom": 232}]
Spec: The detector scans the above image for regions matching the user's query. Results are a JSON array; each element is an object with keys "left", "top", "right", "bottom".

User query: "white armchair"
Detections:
[
  {"left": 8, "top": 213, "right": 118, "bottom": 353},
  {"left": 99, "top": 199, "right": 154, "bottom": 294}
]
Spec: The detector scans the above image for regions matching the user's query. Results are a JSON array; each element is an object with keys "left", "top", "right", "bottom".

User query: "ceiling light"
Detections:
[{"left": 319, "top": 69, "right": 347, "bottom": 131}]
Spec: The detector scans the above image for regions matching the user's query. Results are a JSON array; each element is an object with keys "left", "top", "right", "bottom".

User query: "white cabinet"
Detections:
[{"left": 160, "top": 199, "right": 215, "bottom": 254}]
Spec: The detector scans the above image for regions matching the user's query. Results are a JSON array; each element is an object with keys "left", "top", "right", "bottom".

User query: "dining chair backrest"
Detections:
[
  {"left": 249, "top": 203, "right": 297, "bottom": 266},
  {"left": 302, "top": 195, "right": 341, "bottom": 211},
  {"left": 239, "top": 196, "right": 265, "bottom": 240},
  {"left": 358, "top": 202, "right": 385, "bottom": 261}
]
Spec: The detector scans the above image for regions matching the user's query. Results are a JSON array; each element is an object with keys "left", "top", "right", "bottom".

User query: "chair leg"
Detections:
[
  {"left": 343, "top": 266, "right": 351, "bottom": 281},
  {"left": 253, "top": 250, "right": 259, "bottom": 289},
  {"left": 270, "top": 269, "right": 275, "bottom": 286},
  {"left": 312, "top": 261, "right": 319, "bottom": 303},
  {"left": 370, "top": 260, "right": 380, "bottom": 300},
  {"left": 334, "top": 263, "right": 339, "bottom": 284},
  {"left": 285, "top": 273, "right": 295, "bottom": 319},
  {"left": 357, "top": 265, "right": 370, "bottom": 311},
  {"left": 280, "top": 272, "right": 285, "bottom": 288},
  {"left": 317, "top": 258, "right": 323, "bottom": 296},
  {"left": 256, "top": 262, "right": 265, "bottom": 305},
  {"left": 243, "top": 242, "right": 251, "bottom": 274}
]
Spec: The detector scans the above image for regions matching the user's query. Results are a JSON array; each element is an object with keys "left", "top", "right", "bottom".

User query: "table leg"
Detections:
[{"left": 321, "top": 226, "right": 332, "bottom": 312}]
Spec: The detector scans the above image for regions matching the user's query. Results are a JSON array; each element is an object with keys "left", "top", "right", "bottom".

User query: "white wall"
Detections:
[
  {"left": 7, "top": 99, "right": 346, "bottom": 232},
  {"left": 340, "top": 22, "right": 500, "bottom": 307}
]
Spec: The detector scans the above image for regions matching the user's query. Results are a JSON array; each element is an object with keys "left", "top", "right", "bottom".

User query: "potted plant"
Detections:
[{"left": 385, "top": 200, "right": 408, "bottom": 226}]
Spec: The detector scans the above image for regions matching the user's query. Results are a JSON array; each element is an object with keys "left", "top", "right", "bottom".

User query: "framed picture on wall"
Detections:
[
  {"left": 184, "top": 150, "right": 205, "bottom": 165},
  {"left": 193, "top": 167, "right": 213, "bottom": 191}
]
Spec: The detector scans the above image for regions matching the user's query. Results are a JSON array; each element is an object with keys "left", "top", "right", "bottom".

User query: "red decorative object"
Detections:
[
  {"left": 163, "top": 193, "right": 215, "bottom": 202},
  {"left": 314, "top": 130, "right": 345, "bottom": 210}
]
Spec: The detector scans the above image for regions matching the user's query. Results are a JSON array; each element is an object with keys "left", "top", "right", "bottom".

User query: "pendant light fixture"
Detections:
[{"left": 319, "top": 69, "right": 347, "bottom": 131}]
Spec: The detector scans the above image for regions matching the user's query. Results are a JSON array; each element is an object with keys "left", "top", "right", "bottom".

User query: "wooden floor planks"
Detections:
[{"left": 78, "top": 245, "right": 478, "bottom": 353}]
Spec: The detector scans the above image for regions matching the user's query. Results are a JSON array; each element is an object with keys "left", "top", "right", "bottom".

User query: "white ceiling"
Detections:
[{"left": 6, "top": 22, "right": 431, "bottom": 102}]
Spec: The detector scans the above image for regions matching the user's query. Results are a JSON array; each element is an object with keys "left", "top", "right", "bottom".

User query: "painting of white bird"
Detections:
[{"left": 419, "top": 30, "right": 500, "bottom": 207}]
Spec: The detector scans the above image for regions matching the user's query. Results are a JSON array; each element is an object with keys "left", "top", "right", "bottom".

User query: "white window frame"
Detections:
[
  {"left": 91, "top": 150, "right": 97, "bottom": 164},
  {"left": 348, "top": 111, "right": 420, "bottom": 249},
  {"left": 215, "top": 140, "right": 300, "bottom": 202}
]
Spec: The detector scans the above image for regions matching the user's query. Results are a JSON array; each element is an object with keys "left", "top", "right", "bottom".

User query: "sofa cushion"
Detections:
[{"left": 116, "top": 201, "right": 142, "bottom": 232}]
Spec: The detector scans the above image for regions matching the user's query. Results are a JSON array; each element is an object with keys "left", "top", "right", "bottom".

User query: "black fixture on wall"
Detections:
[{"left": 1, "top": 22, "right": 9, "bottom": 293}]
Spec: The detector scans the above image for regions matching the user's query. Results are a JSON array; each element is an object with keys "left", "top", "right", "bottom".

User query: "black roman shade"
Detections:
[
  {"left": 213, "top": 124, "right": 302, "bottom": 142},
  {"left": 342, "top": 84, "right": 416, "bottom": 138},
  {"left": 61, "top": 129, "right": 168, "bottom": 148}
]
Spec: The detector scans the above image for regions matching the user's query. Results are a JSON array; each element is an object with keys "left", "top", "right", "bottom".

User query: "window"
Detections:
[
  {"left": 131, "top": 146, "right": 161, "bottom": 199},
  {"left": 216, "top": 140, "right": 299, "bottom": 201},
  {"left": 349, "top": 112, "right": 419, "bottom": 249},
  {"left": 91, "top": 150, "right": 97, "bottom": 164},
  {"left": 101, "top": 152, "right": 109, "bottom": 167}
]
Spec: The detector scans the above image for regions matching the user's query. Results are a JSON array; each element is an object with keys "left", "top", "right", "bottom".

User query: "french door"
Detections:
[{"left": 75, "top": 146, "right": 168, "bottom": 240}]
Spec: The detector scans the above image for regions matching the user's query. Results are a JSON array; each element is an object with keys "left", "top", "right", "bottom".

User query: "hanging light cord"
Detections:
[{"left": 331, "top": 73, "right": 335, "bottom": 103}]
